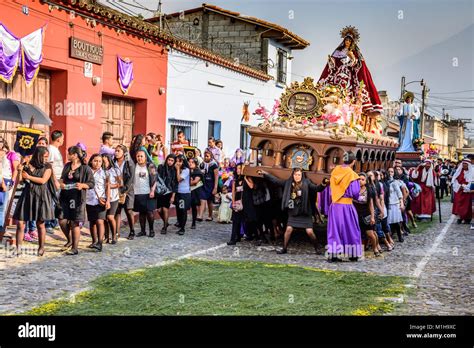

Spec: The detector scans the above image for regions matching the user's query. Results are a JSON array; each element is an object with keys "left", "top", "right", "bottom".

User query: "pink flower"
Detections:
[
  {"left": 302, "top": 119, "right": 308, "bottom": 125},
  {"left": 310, "top": 118, "right": 317, "bottom": 124},
  {"left": 323, "top": 113, "right": 341, "bottom": 123}
]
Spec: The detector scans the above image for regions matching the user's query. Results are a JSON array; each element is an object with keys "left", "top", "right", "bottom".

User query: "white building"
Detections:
[{"left": 148, "top": 3, "right": 309, "bottom": 158}]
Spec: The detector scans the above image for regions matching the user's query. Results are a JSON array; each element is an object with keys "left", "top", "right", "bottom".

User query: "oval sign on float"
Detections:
[{"left": 287, "top": 92, "right": 318, "bottom": 115}]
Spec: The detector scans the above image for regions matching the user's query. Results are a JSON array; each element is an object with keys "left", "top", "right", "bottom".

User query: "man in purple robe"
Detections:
[
  {"left": 318, "top": 185, "right": 332, "bottom": 216},
  {"left": 326, "top": 151, "right": 362, "bottom": 262}
]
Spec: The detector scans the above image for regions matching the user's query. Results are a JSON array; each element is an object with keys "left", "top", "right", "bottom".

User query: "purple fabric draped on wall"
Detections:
[
  {"left": 0, "top": 23, "right": 21, "bottom": 83},
  {"left": 0, "top": 23, "right": 44, "bottom": 86},
  {"left": 117, "top": 56, "right": 134, "bottom": 95}
]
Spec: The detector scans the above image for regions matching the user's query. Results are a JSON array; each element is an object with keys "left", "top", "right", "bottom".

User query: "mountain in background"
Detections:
[{"left": 373, "top": 24, "right": 473, "bottom": 121}]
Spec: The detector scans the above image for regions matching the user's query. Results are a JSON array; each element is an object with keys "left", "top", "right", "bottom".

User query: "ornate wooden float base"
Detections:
[
  {"left": 243, "top": 125, "right": 399, "bottom": 182},
  {"left": 395, "top": 151, "right": 423, "bottom": 168}
]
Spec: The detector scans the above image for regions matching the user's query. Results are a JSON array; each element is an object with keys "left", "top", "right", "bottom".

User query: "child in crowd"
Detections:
[{"left": 217, "top": 185, "right": 232, "bottom": 223}]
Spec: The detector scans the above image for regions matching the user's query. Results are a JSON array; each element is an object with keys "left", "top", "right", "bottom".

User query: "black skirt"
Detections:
[
  {"left": 58, "top": 189, "right": 86, "bottom": 221},
  {"left": 134, "top": 194, "right": 157, "bottom": 213},
  {"left": 156, "top": 192, "right": 172, "bottom": 209},
  {"left": 287, "top": 214, "right": 313, "bottom": 229},
  {"left": 175, "top": 192, "right": 191, "bottom": 211},
  {"left": 86, "top": 204, "right": 107, "bottom": 221},
  {"left": 358, "top": 217, "right": 376, "bottom": 234},
  {"left": 191, "top": 188, "right": 202, "bottom": 206},
  {"left": 13, "top": 183, "right": 55, "bottom": 222}
]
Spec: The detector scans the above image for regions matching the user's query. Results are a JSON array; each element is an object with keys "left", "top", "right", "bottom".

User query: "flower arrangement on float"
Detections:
[
  {"left": 253, "top": 99, "right": 280, "bottom": 122},
  {"left": 413, "top": 138, "right": 424, "bottom": 150},
  {"left": 251, "top": 80, "right": 387, "bottom": 145},
  {"left": 425, "top": 144, "right": 439, "bottom": 157}
]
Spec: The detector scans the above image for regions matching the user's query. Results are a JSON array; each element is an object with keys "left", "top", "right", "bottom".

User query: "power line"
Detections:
[
  {"left": 105, "top": 0, "right": 138, "bottom": 17},
  {"left": 429, "top": 89, "right": 474, "bottom": 95}
]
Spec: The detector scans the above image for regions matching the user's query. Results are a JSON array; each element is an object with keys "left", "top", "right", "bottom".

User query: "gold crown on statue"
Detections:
[{"left": 340, "top": 25, "right": 360, "bottom": 43}]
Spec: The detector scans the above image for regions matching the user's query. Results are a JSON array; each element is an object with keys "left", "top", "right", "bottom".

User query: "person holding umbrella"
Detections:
[
  {"left": 13, "top": 146, "right": 57, "bottom": 256},
  {"left": 0, "top": 98, "right": 52, "bottom": 239}
]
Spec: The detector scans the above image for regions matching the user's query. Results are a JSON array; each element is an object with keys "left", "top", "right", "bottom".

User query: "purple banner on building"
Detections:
[{"left": 117, "top": 55, "right": 134, "bottom": 95}]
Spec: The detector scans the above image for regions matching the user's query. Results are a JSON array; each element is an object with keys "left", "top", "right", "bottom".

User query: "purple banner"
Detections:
[
  {"left": 117, "top": 55, "right": 134, "bottom": 95},
  {"left": 0, "top": 23, "right": 21, "bottom": 83},
  {"left": 0, "top": 23, "right": 44, "bottom": 86}
]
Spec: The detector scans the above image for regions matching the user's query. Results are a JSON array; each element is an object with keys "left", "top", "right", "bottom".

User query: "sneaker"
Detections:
[
  {"left": 29, "top": 230, "right": 38, "bottom": 240},
  {"left": 46, "top": 227, "right": 55, "bottom": 234},
  {"left": 23, "top": 233, "right": 33, "bottom": 242},
  {"left": 471, "top": 223, "right": 474, "bottom": 230}
]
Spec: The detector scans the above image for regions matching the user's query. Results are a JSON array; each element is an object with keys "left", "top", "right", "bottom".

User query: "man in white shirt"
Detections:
[{"left": 46, "top": 130, "right": 64, "bottom": 233}]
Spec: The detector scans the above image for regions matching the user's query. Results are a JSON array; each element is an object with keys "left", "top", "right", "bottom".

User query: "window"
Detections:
[
  {"left": 208, "top": 120, "right": 221, "bottom": 140},
  {"left": 277, "top": 49, "right": 287, "bottom": 84},
  {"left": 169, "top": 119, "right": 198, "bottom": 146},
  {"left": 240, "top": 125, "right": 250, "bottom": 152}
]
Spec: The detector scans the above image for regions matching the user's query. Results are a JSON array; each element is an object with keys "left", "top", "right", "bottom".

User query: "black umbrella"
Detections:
[
  {"left": 0, "top": 98, "right": 51, "bottom": 237},
  {"left": 0, "top": 98, "right": 52, "bottom": 125}
]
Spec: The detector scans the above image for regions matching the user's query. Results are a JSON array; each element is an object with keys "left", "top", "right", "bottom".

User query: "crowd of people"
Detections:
[{"left": 0, "top": 130, "right": 472, "bottom": 260}]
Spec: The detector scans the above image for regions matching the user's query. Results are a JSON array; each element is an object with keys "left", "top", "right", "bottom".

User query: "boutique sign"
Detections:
[{"left": 69, "top": 37, "right": 103, "bottom": 64}]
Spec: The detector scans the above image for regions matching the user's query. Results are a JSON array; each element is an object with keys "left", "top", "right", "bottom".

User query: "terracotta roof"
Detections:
[
  {"left": 48, "top": 0, "right": 273, "bottom": 81},
  {"left": 150, "top": 3, "right": 309, "bottom": 49}
]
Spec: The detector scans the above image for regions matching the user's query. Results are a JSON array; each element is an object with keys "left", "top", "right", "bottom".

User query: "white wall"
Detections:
[
  {"left": 266, "top": 39, "right": 293, "bottom": 86},
  {"left": 166, "top": 42, "right": 293, "bottom": 159}
]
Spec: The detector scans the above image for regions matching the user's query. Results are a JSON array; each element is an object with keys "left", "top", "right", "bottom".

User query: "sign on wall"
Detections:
[
  {"left": 69, "top": 37, "right": 103, "bottom": 65},
  {"left": 84, "top": 62, "right": 93, "bottom": 78}
]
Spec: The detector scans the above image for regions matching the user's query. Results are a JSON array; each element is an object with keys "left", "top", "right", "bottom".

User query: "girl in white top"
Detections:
[
  {"left": 86, "top": 154, "right": 110, "bottom": 251},
  {"left": 132, "top": 150, "right": 157, "bottom": 237},
  {"left": 386, "top": 167, "right": 404, "bottom": 243},
  {"left": 102, "top": 154, "right": 122, "bottom": 244}
]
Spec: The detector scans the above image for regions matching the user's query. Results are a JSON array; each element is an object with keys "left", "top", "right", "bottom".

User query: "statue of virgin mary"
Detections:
[
  {"left": 318, "top": 26, "right": 383, "bottom": 115},
  {"left": 396, "top": 91, "right": 420, "bottom": 152}
]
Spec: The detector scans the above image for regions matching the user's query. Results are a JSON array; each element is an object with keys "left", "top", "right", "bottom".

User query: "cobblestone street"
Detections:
[{"left": 0, "top": 200, "right": 472, "bottom": 315}]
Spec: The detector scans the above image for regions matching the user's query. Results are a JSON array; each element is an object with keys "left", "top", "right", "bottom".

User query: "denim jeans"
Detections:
[
  {"left": 45, "top": 219, "right": 58, "bottom": 229},
  {"left": 25, "top": 220, "right": 37, "bottom": 232},
  {"left": 0, "top": 189, "right": 10, "bottom": 228}
]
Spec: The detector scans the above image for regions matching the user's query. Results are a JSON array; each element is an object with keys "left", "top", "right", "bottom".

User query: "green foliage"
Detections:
[{"left": 26, "top": 260, "right": 408, "bottom": 316}]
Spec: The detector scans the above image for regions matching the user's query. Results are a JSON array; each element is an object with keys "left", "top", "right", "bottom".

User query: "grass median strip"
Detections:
[{"left": 27, "top": 259, "right": 408, "bottom": 316}]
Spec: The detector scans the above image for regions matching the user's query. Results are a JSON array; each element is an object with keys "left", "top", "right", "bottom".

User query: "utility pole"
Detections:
[
  {"left": 420, "top": 82, "right": 428, "bottom": 139},
  {"left": 400, "top": 76, "right": 406, "bottom": 101},
  {"left": 156, "top": 0, "right": 163, "bottom": 32}
]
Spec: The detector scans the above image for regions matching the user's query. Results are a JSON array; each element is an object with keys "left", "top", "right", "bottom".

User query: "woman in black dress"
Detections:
[
  {"left": 353, "top": 173, "right": 380, "bottom": 257},
  {"left": 188, "top": 157, "right": 203, "bottom": 229},
  {"left": 114, "top": 145, "right": 135, "bottom": 239},
  {"left": 58, "top": 146, "right": 95, "bottom": 255},
  {"left": 14, "top": 146, "right": 57, "bottom": 256},
  {"left": 259, "top": 168, "right": 328, "bottom": 254},
  {"left": 227, "top": 164, "right": 258, "bottom": 245},
  {"left": 156, "top": 154, "right": 177, "bottom": 233}
]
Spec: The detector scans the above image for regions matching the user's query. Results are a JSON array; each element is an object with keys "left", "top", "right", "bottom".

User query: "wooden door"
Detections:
[
  {"left": 101, "top": 96, "right": 135, "bottom": 148},
  {"left": 0, "top": 72, "right": 51, "bottom": 147}
]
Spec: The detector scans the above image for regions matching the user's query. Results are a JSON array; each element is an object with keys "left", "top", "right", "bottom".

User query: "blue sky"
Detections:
[{"left": 103, "top": 0, "right": 474, "bottom": 134}]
